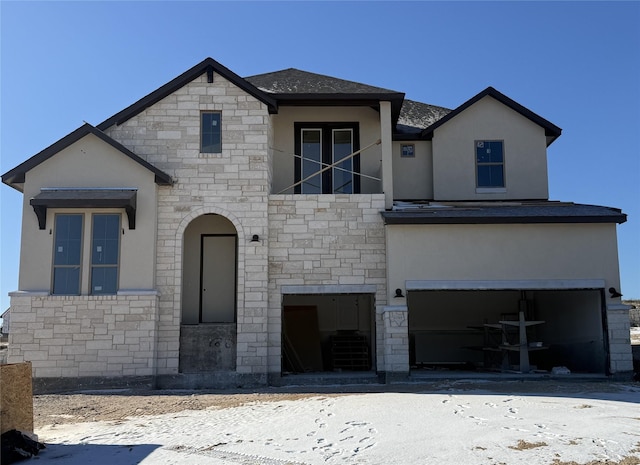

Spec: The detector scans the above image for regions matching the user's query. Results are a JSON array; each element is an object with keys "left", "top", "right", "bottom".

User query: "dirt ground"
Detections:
[
  {"left": 32, "top": 378, "right": 639, "bottom": 430},
  {"left": 33, "top": 391, "right": 335, "bottom": 429}
]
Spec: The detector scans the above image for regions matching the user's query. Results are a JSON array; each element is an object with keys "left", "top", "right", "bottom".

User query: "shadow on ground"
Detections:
[{"left": 36, "top": 442, "right": 161, "bottom": 464}]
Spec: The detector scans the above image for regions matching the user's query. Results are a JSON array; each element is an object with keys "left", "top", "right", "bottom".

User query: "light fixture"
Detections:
[
  {"left": 609, "top": 287, "right": 623, "bottom": 298},
  {"left": 394, "top": 288, "right": 405, "bottom": 298},
  {"left": 251, "top": 234, "right": 260, "bottom": 243}
]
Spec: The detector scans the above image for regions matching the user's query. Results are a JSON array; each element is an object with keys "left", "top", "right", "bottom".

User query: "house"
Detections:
[{"left": 1, "top": 58, "right": 633, "bottom": 390}]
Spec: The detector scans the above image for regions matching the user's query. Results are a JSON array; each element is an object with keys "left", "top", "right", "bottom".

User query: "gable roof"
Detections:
[
  {"left": 245, "top": 68, "right": 406, "bottom": 126},
  {"left": 419, "top": 87, "right": 562, "bottom": 146},
  {"left": 1, "top": 123, "right": 173, "bottom": 191},
  {"left": 97, "top": 57, "right": 279, "bottom": 130}
]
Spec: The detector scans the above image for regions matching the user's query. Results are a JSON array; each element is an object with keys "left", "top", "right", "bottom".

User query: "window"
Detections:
[
  {"left": 51, "top": 213, "right": 121, "bottom": 295},
  {"left": 53, "top": 214, "right": 83, "bottom": 295},
  {"left": 476, "top": 140, "right": 504, "bottom": 188},
  {"left": 401, "top": 144, "right": 415, "bottom": 158},
  {"left": 201, "top": 112, "right": 221, "bottom": 153},
  {"left": 91, "top": 214, "right": 120, "bottom": 295},
  {"left": 295, "top": 123, "right": 360, "bottom": 194}
]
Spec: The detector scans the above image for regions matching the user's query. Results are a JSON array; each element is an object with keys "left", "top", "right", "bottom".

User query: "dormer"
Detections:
[{"left": 422, "top": 87, "right": 561, "bottom": 201}]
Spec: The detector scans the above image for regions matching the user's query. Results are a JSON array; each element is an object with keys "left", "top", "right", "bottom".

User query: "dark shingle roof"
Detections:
[
  {"left": 397, "top": 99, "right": 452, "bottom": 135},
  {"left": 245, "top": 68, "right": 406, "bottom": 127},
  {"left": 382, "top": 201, "right": 627, "bottom": 225},
  {"left": 245, "top": 68, "right": 401, "bottom": 95}
]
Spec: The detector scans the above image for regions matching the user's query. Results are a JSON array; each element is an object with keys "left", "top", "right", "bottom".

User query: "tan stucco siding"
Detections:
[
  {"left": 432, "top": 96, "right": 549, "bottom": 200},
  {"left": 19, "top": 133, "right": 158, "bottom": 292},
  {"left": 392, "top": 141, "right": 433, "bottom": 200},
  {"left": 270, "top": 106, "right": 383, "bottom": 194},
  {"left": 386, "top": 223, "right": 621, "bottom": 302}
]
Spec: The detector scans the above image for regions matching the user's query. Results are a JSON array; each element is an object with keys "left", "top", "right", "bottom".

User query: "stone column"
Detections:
[
  {"left": 606, "top": 303, "right": 634, "bottom": 375},
  {"left": 380, "top": 305, "right": 409, "bottom": 382}
]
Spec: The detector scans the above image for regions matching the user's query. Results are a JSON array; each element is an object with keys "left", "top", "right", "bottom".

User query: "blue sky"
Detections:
[{"left": 1, "top": 1, "right": 639, "bottom": 314}]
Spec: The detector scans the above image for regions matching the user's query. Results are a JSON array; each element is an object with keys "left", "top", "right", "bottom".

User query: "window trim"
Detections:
[
  {"left": 294, "top": 122, "right": 360, "bottom": 194},
  {"left": 200, "top": 111, "right": 222, "bottom": 154},
  {"left": 52, "top": 213, "right": 84, "bottom": 296},
  {"left": 475, "top": 140, "right": 505, "bottom": 189}
]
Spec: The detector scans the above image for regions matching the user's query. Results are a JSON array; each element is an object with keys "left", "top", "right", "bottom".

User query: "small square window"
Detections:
[
  {"left": 401, "top": 144, "right": 415, "bottom": 158},
  {"left": 201, "top": 112, "right": 221, "bottom": 153}
]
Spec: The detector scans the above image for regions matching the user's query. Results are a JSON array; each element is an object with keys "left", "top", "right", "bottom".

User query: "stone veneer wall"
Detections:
[
  {"left": 7, "top": 292, "right": 158, "bottom": 380},
  {"left": 267, "top": 194, "right": 388, "bottom": 376},
  {"left": 607, "top": 304, "right": 634, "bottom": 374},
  {"left": 104, "top": 74, "right": 271, "bottom": 380}
]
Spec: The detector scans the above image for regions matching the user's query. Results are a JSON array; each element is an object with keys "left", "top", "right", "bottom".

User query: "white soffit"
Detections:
[{"left": 405, "top": 279, "right": 606, "bottom": 291}]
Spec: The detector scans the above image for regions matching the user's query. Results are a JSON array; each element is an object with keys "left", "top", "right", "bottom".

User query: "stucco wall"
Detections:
[
  {"left": 19, "top": 134, "right": 158, "bottom": 292},
  {"left": 270, "top": 107, "right": 383, "bottom": 194},
  {"left": 432, "top": 96, "right": 549, "bottom": 201},
  {"left": 386, "top": 223, "right": 621, "bottom": 301},
  {"left": 392, "top": 141, "right": 433, "bottom": 200}
]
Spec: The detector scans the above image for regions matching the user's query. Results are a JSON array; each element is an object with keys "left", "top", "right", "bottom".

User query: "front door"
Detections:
[{"left": 201, "top": 234, "right": 237, "bottom": 323}]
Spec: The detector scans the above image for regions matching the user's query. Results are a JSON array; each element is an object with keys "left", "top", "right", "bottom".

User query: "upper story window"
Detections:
[
  {"left": 294, "top": 123, "right": 360, "bottom": 194},
  {"left": 201, "top": 112, "right": 222, "bottom": 153},
  {"left": 51, "top": 213, "right": 121, "bottom": 295},
  {"left": 53, "top": 214, "right": 83, "bottom": 295},
  {"left": 476, "top": 140, "right": 504, "bottom": 188}
]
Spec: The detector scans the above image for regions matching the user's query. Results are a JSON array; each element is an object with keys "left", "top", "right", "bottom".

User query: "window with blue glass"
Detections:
[
  {"left": 91, "top": 214, "right": 120, "bottom": 295},
  {"left": 53, "top": 214, "right": 83, "bottom": 295},
  {"left": 476, "top": 140, "right": 505, "bottom": 188},
  {"left": 201, "top": 112, "right": 222, "bottom": 153}
]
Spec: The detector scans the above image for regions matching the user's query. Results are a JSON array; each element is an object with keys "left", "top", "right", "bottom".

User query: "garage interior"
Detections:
[
  {"left": 408, "top": 289, "right": 607, "bottom": 374},
  {"left": 282, "top": 294, "right": 375, "bottom": 374}
]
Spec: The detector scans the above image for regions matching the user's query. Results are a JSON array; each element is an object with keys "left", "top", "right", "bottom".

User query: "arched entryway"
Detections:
[{"left": 179, "top": 213, "right": 238, "bottom": 373}]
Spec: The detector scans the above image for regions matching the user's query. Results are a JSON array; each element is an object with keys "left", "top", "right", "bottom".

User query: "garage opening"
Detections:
[
  {"left": 408, "top": 289, "right": 607, "bottom": 374},
  {"left": 282, "top": 294, "right": 374, "bottom": 374}
]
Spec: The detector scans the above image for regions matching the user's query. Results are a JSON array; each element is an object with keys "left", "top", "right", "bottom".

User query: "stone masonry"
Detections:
[
  {"left": 267, "top": 194, "right": 388, "bottom": 376},
  {"left": 607, "top": 304, "right": 634, "bottom": 373},
  {"left": 7, "top": 292, "right": 158, "bottom": 380},
  {"left": 105, "top": 73, "right": 271, "bottom": 381}
]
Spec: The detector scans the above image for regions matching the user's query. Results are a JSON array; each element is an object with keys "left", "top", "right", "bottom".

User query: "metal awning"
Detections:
[{"left": 30, "top": 188, "right": 137, "bottom": 230}]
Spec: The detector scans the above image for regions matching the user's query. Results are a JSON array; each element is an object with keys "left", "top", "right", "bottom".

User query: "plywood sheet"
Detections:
[{"left": 0, "top": 362, "right": 34, "bottom": 434}]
